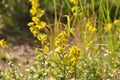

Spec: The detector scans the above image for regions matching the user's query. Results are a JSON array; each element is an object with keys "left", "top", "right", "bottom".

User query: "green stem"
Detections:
[
  {"left": 74, "top": 65, "right": 76, "bottom": 80},
  {"left": 53, "top": 0, "right": 57, "bottom": 37},
  {"left": 41, "top": 41, "right": 45, "bottom": 80}
]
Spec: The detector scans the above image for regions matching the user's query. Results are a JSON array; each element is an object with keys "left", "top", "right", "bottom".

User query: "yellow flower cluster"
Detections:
[
  {"left": 35, "top": 45, "right": 49, "bottom": 60},
  {"left": 28, "top": 0, "right": 47, "bottom": 43},
  {"left": 29, "top": 0, "right": 44, "bottom": 17},
  {"left": 69, "top": 46, "right": 80, "bottom": 66},
  {"left": 55, "top": 31, "right": 68, "bottom": 48},
  {"left": 55, "top": 31, "right": 68, "bottom": 65},
  {"left": 104, "top": 19, "right": 120, "bottom": 31},
  {"left": 61, "top": 53, "right": 68, "bottom": 65},
  {"left": 28, "top": 0, "right": 49, "bottom": 60},
  {"left": 70, "top": 0, "right": 78, "bottom": 15},
  {"left": 70, "top": 0, "right": 84, "bottom": 17},
  {"left": 0, "top": 39, "right": 7, "bottom": 48},
  {"left": 86, "top": 21, "right": 96, "bottom": 32}
]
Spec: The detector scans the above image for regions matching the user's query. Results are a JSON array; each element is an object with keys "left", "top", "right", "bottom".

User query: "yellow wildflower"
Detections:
[
  {"left": 70, "top": 46, "right": 80, "bottom": 55},
  {"left": 71, "top": 7, "right": 77, "bottom": 12},
  {"left": 0, "top": 39, "right": 7, "bottom": 48},
  {"left": 28, "top": 0, "right": 47, "bottom": 43},
  {"left": 29, "top": 0, "right": 40, "bottom": 15},
  {"left": 34, "top": 21, "right": 46, "bottom": 30},
  {"left": 36, "top": 9, "right": 45, "bottom": 18},
  {"left": 104, "top": 23, "right": 112, "bottom": 31},
  {"left": 71, "top": 57, "right": 77, "bottom": 62},
  {"left": 35, "top": 25, "right": 42, "bottom": 30},
  {"left": 36, "top": 54, "right": 41, "bottom": 60},
  {"left": 27, "top": 22, "right": 34, "bottom": 26},
  {"left": 70, "top": 57, "right": 79, "bottom": 66},
  {"left": 63, "top": 54, "right": 67, "bottom": 59},
  {"left": 55, "top": 31, "right": 68, "bottom": 47},
  {"left": 55, "top": 46, "right": 63, "bottom": 54},
  {"left": 37, "top": 33, "right": 47, "bottom": 43},
  {"left": 79, "top": 12, "right": 84, "bottom": 17},
  {"left": 40, "top": 21, "right": 46, "bottom": 28},
  {"left": 69, "top": 46, "right": 80, "bottom": 66},
  {"left": 86, "top": 21, "right": 96, "bottom": 32},
  {"left": 86, "top": 21, "right": 92, "bottom": 28},
  {"left": 90, "top": 27, "right": 97, "bottom": 32},
  {"left": 29, "top": 27, "right": 39, "bottom": 36},
  {"left": 32, "top": 17, "right": 39, "bottom": 24},
  {"left": 30, "top": 8, "right": 37, "bottom": 15},
  {"left": 43, "top": 46, "right": 49, "bottom": 53},
  {"left": 61, "top": 59, "right": 66, "bottom": 65},
  {"left": 31, "top": 2, "right": 39, "bottom": 8},
  {"left": 113, "top": 19, "right": 119, "bottom": 25}
]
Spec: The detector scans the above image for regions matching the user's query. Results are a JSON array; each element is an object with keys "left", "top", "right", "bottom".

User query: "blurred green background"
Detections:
[{"left": 0, "top": 0, "right": 31, "bottom": 44}]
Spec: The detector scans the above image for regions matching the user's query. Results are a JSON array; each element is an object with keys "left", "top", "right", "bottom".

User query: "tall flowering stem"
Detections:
[
  {"left": 28, "top": 0, "right": 47, "bottom": 45},
  {"left": 55, "top": 31, "right": 69, "bottom": 78},
  {"left": 69, "top": 46, "right": 80, "bottom": 79},
  {"left": 28, "top": 0, "right": 49, "bottom": 79}
]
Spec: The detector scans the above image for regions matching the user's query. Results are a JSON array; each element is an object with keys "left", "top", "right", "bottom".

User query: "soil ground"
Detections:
[
  {"left": 0, "top": 22, "right": 38, "bottom": 69},
  {"left": 0, "top": 43, "right": 36, "bottom": 69}
]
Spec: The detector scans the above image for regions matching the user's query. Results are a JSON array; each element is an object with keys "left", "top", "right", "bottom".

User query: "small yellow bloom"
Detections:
[
  {"left": 30, "top": 27, "right": 39, "bottom": 36},
  {"left": 32, "top": 17, "right": 39, "bottom": 24},
  {"left": 63, "top": 54, "right": 67, "bottom": 59},
  {"left": 71, "top": 7, "right": 77, "bottom": 12},
  {"left": 0, "top": 39, "right": 7, "bottom": 48},
  {"left": 43, "top": 46, "right": 49, "bottom": 53},
  {"left": 31, "top": 2, "right": 39, "bottom": 8},
  {"left": 40, "top": 21, "right": 46, "bottom": 28},
  {"left": 113, "top": 19, "right": 119, "bottom": 25},
  {"left": 79, "top": 12, "right": 84, "bottom": 17},
  {"left": 61, "top": 60, "right": 66, "bottom": 65},
  {"left": 36, "top": 9, "right": 45, "bottom": 18},
  {"left": 55, "top": 46, "right": 63, "bottom": 54},
  {"left": 71, "top": 57, "right": 77, "bottom": 62},
  {"left": 35, "top": 21, "right": 46, "bottom": 29},
  {"left": 104, "top": 23, "right": 112, "bottom": 31},
  {"left": 30, "top": 8, "right": 37, "bottom": 15},
  {"left": 86, "top": 21, "right": 96, "bottom": 32},
  {"left": 35, "top": 25, "right": 42, "bottom": 29},
  {"left": 36, "top": 54, "right": 41, "bottom": 60},
  {"left": 70, "top": 46, "right": 80, "bottom": 55},
  {"left": 90, "top": 27, "right": 97, "bottom": 32},
  {"left": 86, "top": 21, "right": 92, "bottom": 28},
  {"left": 27, "top": 22, "right": 34, "bottom": 26},
  {"left": 37, "top": 33, "right": 47, "bottom": 43}
]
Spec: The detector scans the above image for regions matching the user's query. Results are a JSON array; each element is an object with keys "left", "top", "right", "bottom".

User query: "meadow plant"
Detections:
[
  {"left": 27, "top": 0, "right": 120, "bottom": 79},
  {"left": 0, "top": 0, "right": 120, "bottom": 80}
]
